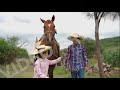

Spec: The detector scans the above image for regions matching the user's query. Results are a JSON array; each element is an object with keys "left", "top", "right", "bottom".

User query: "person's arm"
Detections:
[
  {"left": 64, "top": 46, "right": 71, "bottom": 69},
  {"left": 33, "top": 61, "right": 48, "bottom": 78},
  {"left": 82, "top": 45, "right": 88, "bottom": 68},
  {"left": 48, "top": 57, "right": 61, "bottom": 65}
]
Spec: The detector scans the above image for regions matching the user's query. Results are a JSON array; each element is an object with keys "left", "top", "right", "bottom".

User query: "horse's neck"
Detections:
[
  {"left": 53, "top": 37, "right": 59, "bottom": 46},
  {"left": 39, "top": 34, "right": 46, "bottom": 41},
  {"left": 40, "top": 34, "right": 60, "bottom": 58}
]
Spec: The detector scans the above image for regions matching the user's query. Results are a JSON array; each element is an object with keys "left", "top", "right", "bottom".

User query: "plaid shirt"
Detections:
[{"left": 65, "top": 44, "right": 88, "bottom": 71}]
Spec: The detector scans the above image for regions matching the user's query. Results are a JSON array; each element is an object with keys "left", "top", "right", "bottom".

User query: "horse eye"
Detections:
[
  {"left": 43, "top": 26, "right": 45, "bottom": 28},
  {"left": 54, "top": 26, "right": 55, "bottom": 28}
]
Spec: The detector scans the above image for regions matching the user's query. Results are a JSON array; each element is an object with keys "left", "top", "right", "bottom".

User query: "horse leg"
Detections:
[{"left": 48, "top": 64, "right": 56, "bottom": 78}]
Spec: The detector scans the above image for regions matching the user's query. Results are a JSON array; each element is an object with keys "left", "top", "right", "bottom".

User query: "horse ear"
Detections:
[
  {"left": 40, "top": 18, "right": 45, "bottom": 23},
  {"left": 52, "top": 15, "right": 55, "bottom": 22}
]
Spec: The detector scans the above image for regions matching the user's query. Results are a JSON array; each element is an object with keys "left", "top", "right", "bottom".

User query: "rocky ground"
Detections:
[{"left": 87, "top": 63, "right": 120, "bottom": 78}]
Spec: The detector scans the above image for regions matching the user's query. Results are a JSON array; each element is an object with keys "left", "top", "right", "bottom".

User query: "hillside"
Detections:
[
  {"left": 100, "top": 36, "right": 120, "bottom": 51},
  {"left": 60, "top": 36, "right": 120, "bottom": 54}
]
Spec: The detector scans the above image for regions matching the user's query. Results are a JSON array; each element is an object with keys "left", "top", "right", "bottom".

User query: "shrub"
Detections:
[
  {"left": 103, "top": 48, "right": 120, "bottom": 67},
  {"left": 0, "top": 36, "right": 29, "bottom": 65},
  {"left": 81, "top": 38, "right": 96, "bottom": 58}
]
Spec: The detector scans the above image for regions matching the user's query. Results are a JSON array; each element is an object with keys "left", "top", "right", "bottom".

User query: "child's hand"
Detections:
[{"left": 58, "top": 57, "right": 61, "bottom": 60}]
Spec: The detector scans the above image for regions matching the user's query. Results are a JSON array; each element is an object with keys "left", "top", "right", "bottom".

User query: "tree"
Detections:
[
  {"left": 85, "top": 12, "right": 120, "bottom": 78},
  {"left": 7, "top": 36, "right": 29, "bottom": 48},
  {"left": 81, "top": 37, "right": 96, "bottom": 58},
  {"left": 0, "top": 36, "right": 29, "bottom": 65}
]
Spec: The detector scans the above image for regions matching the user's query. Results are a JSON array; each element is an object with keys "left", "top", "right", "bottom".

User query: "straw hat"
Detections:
[
  {"left": 32, "top": 48, "right": 40, "bottom": 55},
  {"left": 36, "top": 45, "right": 52, "bottom": 54},
  {"left": 67, "top": 33, "right": 83, "bottom": 41},
  {"left": 32, "top": 45, "right": 52, "bottom": 55},
  {"left": 35, "top": 37, "right": 41, "bottom": 48}
]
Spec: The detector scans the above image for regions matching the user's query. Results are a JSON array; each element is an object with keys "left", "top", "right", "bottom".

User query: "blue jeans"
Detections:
[{"left": 71, "top": 68, "right": 84, "bottom": 78}]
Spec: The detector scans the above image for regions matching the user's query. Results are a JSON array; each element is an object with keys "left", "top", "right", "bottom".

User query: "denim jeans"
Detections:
[{"left": 71, "top": 68, "right": 84, "bottom": 78}]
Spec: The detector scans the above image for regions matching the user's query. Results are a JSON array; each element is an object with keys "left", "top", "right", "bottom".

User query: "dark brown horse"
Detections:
[{"left": 36, "top": 15, "right": 61, "bottom": 78}]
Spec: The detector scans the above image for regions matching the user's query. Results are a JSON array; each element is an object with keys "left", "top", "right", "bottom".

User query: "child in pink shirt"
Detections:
[{"left": 32, "top": 45, "right": 61, "bottom": 78}]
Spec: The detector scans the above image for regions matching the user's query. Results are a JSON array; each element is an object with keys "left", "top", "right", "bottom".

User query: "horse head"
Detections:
[{"left": 40, "top": 15, "right": 57, "bottom": 45}]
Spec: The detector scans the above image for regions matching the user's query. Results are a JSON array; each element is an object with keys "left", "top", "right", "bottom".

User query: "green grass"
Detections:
[
  {"left": 1, "top": 58, "right": 119, "bottom": 78},
  {"left": 0, "top": 58, "right": 99, "bottom": 78},
  {"left": 15, "top": 58, "right": 99, "bottom": 78},
  {"left": 0, "top": 36, "right": 119, "bottom": 78},
  {"left": 14, "top": 71, "right": 33, "bottom": 78}
]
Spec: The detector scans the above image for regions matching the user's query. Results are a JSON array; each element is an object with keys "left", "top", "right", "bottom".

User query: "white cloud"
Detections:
[
  {"left": 0, "top": 12, "right": 119, "bottom": 39},
  {"left": 0, "top": 16, "right": 5, "bottom": 23},
  {"left": 13, "top": 16, "right": 31, "bottom": 23}
]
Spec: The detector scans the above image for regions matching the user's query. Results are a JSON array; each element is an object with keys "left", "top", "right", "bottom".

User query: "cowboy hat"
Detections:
[
  {"left": 35, "top": 37, "right": 41, "bottom": 48},
  {"left": 32, "top": 45, "right": 52, "bottom": 55},
  {"left": 32, "top": 48, "right": 40, "bottom": 55},
  {"left": 36, "top": 45, "right": 52, "bottom": 54},
  {"left": 67, "top": 33, "right": 83, "bottom": 41}
]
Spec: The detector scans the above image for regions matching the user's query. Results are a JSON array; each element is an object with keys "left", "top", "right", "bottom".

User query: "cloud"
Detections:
[
  {"left": 0, "top": 12, "right": 119, "bottom": 40},
  {"left": 13, "top": 16, "right": 31, "bottom": 23},
  {"left": 0, "top": 16, "right": 5, "bottom": 23},
  {"left": 100, "top": 31, "right": 120, "bottom": 39}
]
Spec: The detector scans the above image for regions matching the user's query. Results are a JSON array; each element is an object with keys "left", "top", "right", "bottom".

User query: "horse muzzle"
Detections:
[{"left": 47, "top": 41, "right": 53, "bottom": 46}]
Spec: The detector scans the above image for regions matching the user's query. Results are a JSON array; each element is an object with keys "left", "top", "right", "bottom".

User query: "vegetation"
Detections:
[
  {"left": 0, "top": 58, "right": 98, "bottom": 78},
  {"left": 103, "top": 48, "right": 120, "bottom": 67},
  {"left": 60, "top": 36, "right": 120, "bottom": 69},
  {"left": 0, "top": 36, "right": 29, "bottom": 65},
  {"left": 60, "top": 37, "right": 96, "bottom": 59},
  {"left": 0, "top": 36, "right": 119, "bottom": 78},
  {"left": 81, "top": 37, "right": 96, "bottom": 58},
  {"left": 85, "top": 12, "right": 120, "bottom": 78},
  {"left": 101, "top": 37, "right": 120, "bottom": 67}
]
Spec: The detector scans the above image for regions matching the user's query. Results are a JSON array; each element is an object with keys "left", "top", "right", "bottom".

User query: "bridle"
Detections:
[
  {"left": 44, "top": 27, "right": 57, "bottom": 35},
  {"left": 44, "top": 27, "right": 57, "bottom": 42},
  {"left": 44, "top": 30, "right": 59, "bottom": 58},
  {"left": 42, "top": 23, "right": 58, "bottom": 58}
]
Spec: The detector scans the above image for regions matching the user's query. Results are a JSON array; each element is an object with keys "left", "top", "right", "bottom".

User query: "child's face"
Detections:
[
  {"left": 42, "top": 51, "right": 48, "bottom": 58},
  {"left": 34, "top": 54, "right": 39, "bottom": 59}
]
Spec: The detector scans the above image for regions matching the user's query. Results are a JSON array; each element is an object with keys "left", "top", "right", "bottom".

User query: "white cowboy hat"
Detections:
[
  {"left": 67, "top": 33, "right": 83, "bottom": 44},
  {"left": 32, "top": 45, "right": 52, "bottom": 55},
  {"left": 32, "top": 48, "right": 40, "bottom": 55},
  {"left": 36, "top": 45, "right": 52, "bottom": 54},
  {"left": 35, "top": 37, "right": 41, "bottom": 48},
  {"left": 67, "top": 33, "right": 83, "bottom": 41}
]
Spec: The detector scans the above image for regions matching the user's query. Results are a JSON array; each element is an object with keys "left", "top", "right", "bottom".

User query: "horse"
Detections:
[{"left": 35, "top": 15, "right": 61, "bottom": 78}]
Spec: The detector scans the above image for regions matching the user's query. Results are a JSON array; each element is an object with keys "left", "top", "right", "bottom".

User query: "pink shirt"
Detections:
[{"left": 33, "top": 57, "right": 61, "bottom": 78}]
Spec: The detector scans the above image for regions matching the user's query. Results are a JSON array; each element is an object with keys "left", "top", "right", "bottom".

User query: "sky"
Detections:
[
  {"left": 0, "top": 12, "right": 119, "bottom": 54},
  {"left": 0, "top": 12, "right": 119, "bottom": 38}
]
